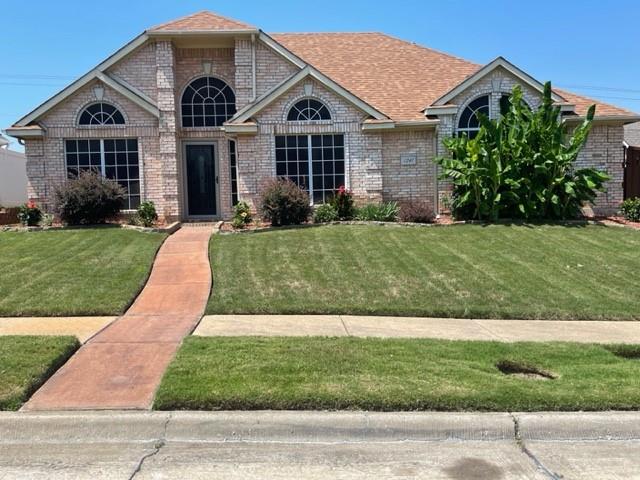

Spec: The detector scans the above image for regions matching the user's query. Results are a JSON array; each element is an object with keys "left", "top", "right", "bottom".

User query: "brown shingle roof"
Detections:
[
  {"left": 272, "top": 32, "right": 637, "bottom": 121},
  {"left": 273, "top": 32, "right": 478, "bottom": 121},
  {"left": 150, "top": 11, "right": 256, "bottom": 32}
]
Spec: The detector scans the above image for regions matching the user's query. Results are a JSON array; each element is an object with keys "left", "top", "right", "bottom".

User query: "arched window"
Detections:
[
  {"left": 457, "top": 95, "right": 489, "bottom": 138},
  {"left": 287, "top": 98, "right": 331, "bottom": 121},
  {"left": 181, "top": 76, "right": 236, "bottom": 127},
  {"left": 78, "top": 103, "right": 125, "bottom": 125}
]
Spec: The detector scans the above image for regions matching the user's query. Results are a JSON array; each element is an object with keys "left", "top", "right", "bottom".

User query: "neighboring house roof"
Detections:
[
  {"left": 149, "top": 10, "right": 257, "bottom": 32},
  {"left": 625, "top": 122, "right": 640, "bottom": 147},
  {"left": 273, "top": 32, "right": 637, "bottom": 121}
]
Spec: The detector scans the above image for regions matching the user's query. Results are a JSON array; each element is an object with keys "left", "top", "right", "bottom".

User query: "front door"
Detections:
[{"left": 186, "top": 144, "right": 217, "bottom": 216}]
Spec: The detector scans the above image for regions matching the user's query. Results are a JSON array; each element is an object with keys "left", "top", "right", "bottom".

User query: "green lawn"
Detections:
[
  {"left": 154, "top": 337, "right": 640, "bottom": 412},
  {"left": 207, "top": 224, "right": 640, "bottom": 320},
  {"left": 0, "top": 336, "right": 79, "bottom": 410},
  {"left": 0, "top": 228, "right": 166, "bottom": 316}
]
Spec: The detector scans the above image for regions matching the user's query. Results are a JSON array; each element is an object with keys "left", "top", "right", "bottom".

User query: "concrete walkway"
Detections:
[
  {"left": 0, "top": 316, "right": 116, "bottom": 343},
  {"left": 23, "top": 226, "right": 213, "bottom": 411},
  {"left": 2, "top": 411, "right": 640, "bottom": 479},
  {"left": 195, "top": 314, "right": 640, "bottom": 343}
]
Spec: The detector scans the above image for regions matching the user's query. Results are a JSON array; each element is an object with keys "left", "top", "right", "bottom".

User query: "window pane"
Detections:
[{"left": 181, "top": 76, "right": 236, "bottom": 128}]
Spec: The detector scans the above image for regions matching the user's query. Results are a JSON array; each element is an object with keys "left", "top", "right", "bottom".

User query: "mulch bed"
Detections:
[{"left": 595, "top": 216, "right": 640, "bottom": 230}]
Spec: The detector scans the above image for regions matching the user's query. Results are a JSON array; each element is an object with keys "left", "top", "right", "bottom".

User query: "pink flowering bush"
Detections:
[{"left": 330, "top": 185, "right": 355, "bottom": 220}]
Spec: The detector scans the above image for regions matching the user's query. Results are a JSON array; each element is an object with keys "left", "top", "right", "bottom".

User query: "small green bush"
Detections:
[
  {"left": 621, "top": 198, "right": 640, "bottom": 222},
  {"left": 136, "top": 201, "right": 158, "bottom": 227},
  {"left": 355, "top": 202, "right": 399, "bottom": 222},
  {"left": 17, "top": 200, "right": 42, "bottom": 226},
  {"left": 231, "top": 201, "right": 252, "bottom": 229},
  {"left": 398, "top": 200, "right": 435, "bottom": 223},
  {"left": 260, "top": 178, "right": 311, "bottom": 226},
  {"left": 330, "top": 186, "right": 355, "bottom": 220},
  {"left": 54, "top": 171, "right": 125, "bottom": 225},
  {"left": 313, "top": 203, "right": 338, "bottom": 223}
]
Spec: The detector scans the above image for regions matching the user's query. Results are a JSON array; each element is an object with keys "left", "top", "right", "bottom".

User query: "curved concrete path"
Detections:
[{"left": 23, "top": 226, "right": 213, "bottom": 411}]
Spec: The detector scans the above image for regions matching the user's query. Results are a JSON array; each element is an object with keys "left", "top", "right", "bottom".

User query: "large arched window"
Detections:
[
  {"left": 457, "top": 95, "right": 489, "bottom": 138},
  {"left": 78, "top": 102, "right": 125, "bottom": 126},
  {"left": 287, "top": 98, "right": 331, "bottom": 121},
  {"left": 181, "top": 76, "right": 236, "bottom": 127}
]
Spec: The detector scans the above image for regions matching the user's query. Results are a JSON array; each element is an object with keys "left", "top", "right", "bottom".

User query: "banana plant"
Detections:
[{"left": 436, "top": 82, "right": 608, "bottom": 220}]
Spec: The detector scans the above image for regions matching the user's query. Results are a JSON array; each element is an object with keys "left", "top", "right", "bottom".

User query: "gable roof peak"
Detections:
[{"left": 148, "top": 10, "right": 257, "bottom": 32}]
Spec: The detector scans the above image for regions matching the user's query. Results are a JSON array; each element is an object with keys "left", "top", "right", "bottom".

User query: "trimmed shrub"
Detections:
[
  {"left": 17, "top": 200, "right": 42, "bottom": 226},
  {"left": 621, "top": 198, "right": 640, "bottom": 222},
  {"left": 398, "top": 201, "right": 435, "bottom": 223},
  {"left": 330, "top": 186, "right": 355, "bottom": 220},
  {"left": 313, "top": 203, "right": 339, "bottom": 223},
  {"left": 136, "top": 201, "right": 158, "bottom": 227},
  {"left": 54, "top": 171, "right": 125, "bottom": 225},
  {"left": 355, "top": 202, "right": 399, "bottom": 222},
  {"left": 259, "top": 178, "right": 311, "bottom": 226},
  {"left": 232, "top": 201, "right": 252, "bottom": 229}
]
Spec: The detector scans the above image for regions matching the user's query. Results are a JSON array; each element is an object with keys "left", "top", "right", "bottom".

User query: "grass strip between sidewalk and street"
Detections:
[
  {"left": 154, "top": 337, "right": 640, "bottom": 412},
  {"left": 0, "top": 336, "right": 80, "bottom": 410}
]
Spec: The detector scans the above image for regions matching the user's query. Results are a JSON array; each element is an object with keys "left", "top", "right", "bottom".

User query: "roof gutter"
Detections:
[
  {"left": 362, "top": 119, "right": 440, "bottom": 132},
  {"left": 5, "top": 126, "right": 45, "bottom": 138},
  {"left": 147, "top": 29, "right": 259, "bottom": 37},
  {"left": 563, "top": 115, "right": 640, "bottom": 125}
]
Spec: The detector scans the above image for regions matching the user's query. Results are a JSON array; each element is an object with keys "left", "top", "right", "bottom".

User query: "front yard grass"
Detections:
[
  {"left": 0, "top": 228, "right": 166, "bottom": 316},
  {"left": 154, "top": 337, "right": 640, "bottom": 412},
  {"left": 0, "top": 336, "right": 79, "bottom": 410},
  {"left": 207, "top": 224, "right": 640, "bottom": 320}
]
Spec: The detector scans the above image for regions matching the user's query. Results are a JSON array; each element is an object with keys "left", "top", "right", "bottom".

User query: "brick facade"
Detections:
[{"left": 18, "top": 37, "right": 627, "bottom": 220}]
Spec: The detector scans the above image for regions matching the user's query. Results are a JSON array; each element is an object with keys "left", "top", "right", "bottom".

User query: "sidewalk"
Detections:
[
  {"left": 195, "top": 314, "right": 640, "bottom": 343},
  {"left": 1, "top": 411, "right": 639, "bottom": 479},
  {"left": 22, "top": 226, "right": 213, "bottom": 411}
]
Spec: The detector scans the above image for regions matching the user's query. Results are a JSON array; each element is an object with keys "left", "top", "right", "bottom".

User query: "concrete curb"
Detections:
[{"left": 1, "top": 411, "right": 639, "bottom": 445}]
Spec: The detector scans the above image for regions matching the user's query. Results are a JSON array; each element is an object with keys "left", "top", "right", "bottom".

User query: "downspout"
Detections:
[
  {"left": 433, "top": 125, "right": 439, "bottom": 217},
  {"left": 251, "top": 34, "right": 257, "bottom": 101}
]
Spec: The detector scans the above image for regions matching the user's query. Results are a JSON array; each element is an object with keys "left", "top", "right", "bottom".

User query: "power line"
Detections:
[
  {"left": 0, "top": 81, "right": 67, "bottom": 87},
  {"left": 557, "top": 84, "right": 640, "bottom": 94},
  {"left": 0, "top": 73, "right": 75, "bottom": 80}
]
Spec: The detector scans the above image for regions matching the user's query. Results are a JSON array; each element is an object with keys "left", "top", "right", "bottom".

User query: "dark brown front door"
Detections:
[
  {"left": 186, "top": 144, "right": 217, "bottom": 216},
  {"left": 625, "top": 147, "right": 640, "bottom": 200}
]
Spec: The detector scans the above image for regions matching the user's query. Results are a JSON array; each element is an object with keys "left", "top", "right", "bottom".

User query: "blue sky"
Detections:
[{"left": 1, "top": 0, "right": 639, "bottom": 150}]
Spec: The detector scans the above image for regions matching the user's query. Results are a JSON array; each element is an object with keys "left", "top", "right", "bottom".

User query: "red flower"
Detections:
[
  {"left": 338, "top": 185, "right": 346, "bottom": 194},
  {"left": 26, "top": 200, "right": 37, "bottom": 209}
]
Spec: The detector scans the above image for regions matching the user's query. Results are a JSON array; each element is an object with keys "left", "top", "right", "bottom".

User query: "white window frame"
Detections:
[
  {"left": 64, "top": 138, "right": 142, "bottom": 211},
  {"left": 274, "top": 133, "right": 347, "bottom": 205},
  {"left": 457, "top": 94, "right": 490, "bottom": 138}
]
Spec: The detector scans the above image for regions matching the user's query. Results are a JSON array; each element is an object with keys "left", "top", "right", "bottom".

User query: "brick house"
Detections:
[{"left": 6, "top": 11, "right": 639, "bottom": 221}]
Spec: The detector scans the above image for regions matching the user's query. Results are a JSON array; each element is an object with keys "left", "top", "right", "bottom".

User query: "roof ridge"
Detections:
[
  {"left": 148, "top": 10, "right": 256, "bottom": 32},
  {"left": 375, "top": 32, "right": 482, "bottom": 67},
  {"left": 554, "top": 88, "right": 640, "bottom": 116},
  {"left": 271, "top": 31, "right": 384, "bottom": 35},
  {"left": 147, "top": 10, "right": 208, "bottom": 31}
]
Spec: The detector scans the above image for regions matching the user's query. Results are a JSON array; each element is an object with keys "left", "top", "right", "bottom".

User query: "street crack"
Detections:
[
  {"left": 510, "top": 413, "right": 563, "bottom": 480},
  {"left": 128, "top": 413, "right": 172, "bottom": 480}
]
